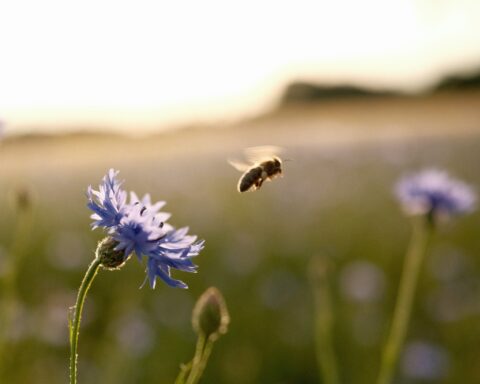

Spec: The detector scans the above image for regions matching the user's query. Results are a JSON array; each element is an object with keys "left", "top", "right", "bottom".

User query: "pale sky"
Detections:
[{"left": 1, "top": 0, "right": 480, "bottom": 134}]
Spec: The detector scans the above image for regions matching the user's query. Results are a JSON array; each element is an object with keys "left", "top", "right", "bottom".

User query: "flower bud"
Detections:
[
  {"left": 95, "top": 236, "right": 131, "bottom": 270},
  {"left": 192, "top": 287, "right": 229, "bottom": 341}
]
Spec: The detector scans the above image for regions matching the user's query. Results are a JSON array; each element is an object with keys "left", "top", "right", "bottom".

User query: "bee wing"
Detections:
[
  {"left": 228, "top": 159, "right": 252, "bottom": 172},
  {"left": 244, "top": 145, "right": 283, "bottom": 163}
]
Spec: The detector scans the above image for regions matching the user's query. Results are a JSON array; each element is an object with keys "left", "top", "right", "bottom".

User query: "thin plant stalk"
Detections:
[
  {"left": 376, "top": 219, "right": 433, "bottom": 384},
  {"left": 185, "top": 334, "right": 207, "bottom": 384},
  {"left": 69, "top": 258, "right": 102, "bottom": 384},
  {"left": 179, "top": 287, "right": 229, "bottom": 384},
  {"left": 174, "top": 362, "right": 192, "bottom": 384},
  {"left": 310, "top": 257, "right": 340, "bottom": 384},
  {"left": 185, "top": 337, "right": 215, "bottom": 384},
  {"left": 195, "top": 337, "right": 215, "bottom": 381}
]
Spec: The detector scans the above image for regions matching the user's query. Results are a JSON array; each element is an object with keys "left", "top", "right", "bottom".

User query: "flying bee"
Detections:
[{"left": 229, "top": 146, "right": 285, "bottom": 192}]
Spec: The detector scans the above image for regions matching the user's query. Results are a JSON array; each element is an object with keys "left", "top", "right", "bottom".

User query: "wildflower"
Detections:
[
  {"left": 378, "top": 169, "right": 475, "bottom": 384},
  {"left": 87, "top": 169, "right": 204, "bottom": 288},
  {"left": 395, "top": 169, "right": 476, "bottom": 223},
  {"left": 87, "top": 169, "right": 128, "bottom": 229}
]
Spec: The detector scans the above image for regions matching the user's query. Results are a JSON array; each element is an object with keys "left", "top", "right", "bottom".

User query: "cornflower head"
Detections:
[
  {"left": 395, "top": 169, "right": 476, "bottom": 225},
  {"left": 87, "top": 169, "right": 204, "bottom": 288}
]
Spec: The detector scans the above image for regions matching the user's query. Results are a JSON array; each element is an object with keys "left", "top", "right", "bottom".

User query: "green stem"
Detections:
[
  {"left": 174, "top": 361, "right": 192, "bottom": 384},
  {"left": 185, "top": 334, "right": 207, "bottom": 384},
  {"left": 310, "top": 257, "right": 340, "bottom": 384},
  {"left": 376, "top": 220, "right": 433, "bottom": 384},
  {"left": 191, "top": 337, "right": 215, "bottom": 384},
  {"left": 69, "top": 258, "right": 102, "bottom": 384}
]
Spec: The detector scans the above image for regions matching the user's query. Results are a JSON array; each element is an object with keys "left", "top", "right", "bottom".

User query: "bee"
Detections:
[{"left": 229, "top": 146, "right": 284, "bottom": 192}]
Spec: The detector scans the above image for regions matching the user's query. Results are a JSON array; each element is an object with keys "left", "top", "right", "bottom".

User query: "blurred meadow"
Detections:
[
  {"left": 1, "top": 88, "right": 480, "bottom": 383},
  {"left": 2, "top": 1, "right": 480, "bottom": 383}
]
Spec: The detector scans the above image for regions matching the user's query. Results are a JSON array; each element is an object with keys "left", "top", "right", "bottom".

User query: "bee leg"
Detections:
[{"left": 256, "top": 178, "right": 264, "bottom": 188}]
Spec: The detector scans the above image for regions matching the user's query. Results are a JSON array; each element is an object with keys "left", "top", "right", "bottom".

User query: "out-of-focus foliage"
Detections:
[{"left": 0, "top": 92, "right": 479, "bottom": 384}]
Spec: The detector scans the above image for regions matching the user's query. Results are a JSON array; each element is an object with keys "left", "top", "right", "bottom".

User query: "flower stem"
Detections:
[
  {"left": 310, "top": 257, "right": 340, "bottom": 384},
  {"left": 174, "top": 361, "right": 192, "bottom": 384},
  {"left": 185, "top": 333, "right": 206, "bottom": 384},
  {"left": 376, "top": 220, "right": 433, "bottom": 384},
  {"left": 190, "top": 337, "right": 215, "bottom": 384},
  {"left": 69, "top": 258, "right": 102, "bottom": 384}
]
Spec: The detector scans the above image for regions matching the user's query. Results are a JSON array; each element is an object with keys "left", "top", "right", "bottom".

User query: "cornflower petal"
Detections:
[
  {"left": 147, "top": 258, "right": 188, "bottom": 289},
  {"left": 395, "top": 169, "right": 476, "bottom": 219},
  {"left": 130, "top": 192, "right": 167, "bottom": 214},
  {"left": 87, "top": 169, "right": 128, "bottom": 229},
  {"left": 87, "top": 169, "right": 204, "bottom": 289}
]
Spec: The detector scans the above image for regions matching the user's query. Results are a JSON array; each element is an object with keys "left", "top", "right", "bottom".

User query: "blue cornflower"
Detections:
[
  {"left": 147, "top": 228, "right": 205, "bottom": 288},
  {"left": 88, "top": 169, "right": 204, "bottom": 289},
  {"left": 395, "top": 169, "right": 476, "bottom": 221},
  {"left": 87, "top": 169, "right": 128, "bottom": 229}
]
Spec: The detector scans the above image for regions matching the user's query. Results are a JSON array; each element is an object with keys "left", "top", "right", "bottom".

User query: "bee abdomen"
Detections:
[{"left": 238, "top": 167, "right": 263, "bottom": 192}]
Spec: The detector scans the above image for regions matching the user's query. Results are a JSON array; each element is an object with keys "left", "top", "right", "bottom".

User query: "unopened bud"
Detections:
[
  {"left": 95, "top": 236, "right": 131, "bottom": 270},
  {"left": 192, "top": 287, "right": 229, "bottom": 341}
]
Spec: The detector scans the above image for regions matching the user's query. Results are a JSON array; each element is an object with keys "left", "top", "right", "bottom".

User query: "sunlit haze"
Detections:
[{"left": 1, "top": 0, "right": 480, "bottom": 134}]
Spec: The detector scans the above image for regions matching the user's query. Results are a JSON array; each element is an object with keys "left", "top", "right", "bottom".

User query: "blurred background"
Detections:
[{"left": 1, "top": 0, "right": 480, "bottom": 383}]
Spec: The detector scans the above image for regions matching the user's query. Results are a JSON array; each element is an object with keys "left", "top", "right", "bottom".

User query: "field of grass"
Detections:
[{"left": 1, "top": 90, "right": 480, "bottom": 383}]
